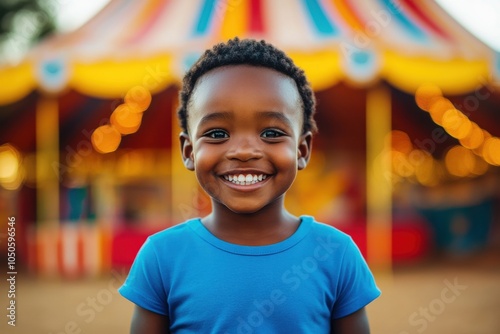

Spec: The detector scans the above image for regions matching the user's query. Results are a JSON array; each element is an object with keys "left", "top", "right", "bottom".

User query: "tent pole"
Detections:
[
  {"left": 36, "top": 95, "right": 60, "bottom": 275},
  {"left": 366, "top": 85, "right": 392, "bottom": 274}
]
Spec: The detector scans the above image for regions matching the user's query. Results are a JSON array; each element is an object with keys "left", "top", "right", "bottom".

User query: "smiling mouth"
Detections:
[{"left": 223, "top": 174, "right": 268, "bottom": 186}]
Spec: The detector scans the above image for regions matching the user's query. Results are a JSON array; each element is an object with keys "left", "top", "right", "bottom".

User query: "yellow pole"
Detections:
[
  {"left": 366, "top": 85, "right": 392, "bottom": 273},
  {"left": 36, "top": 96, "right": 60, "bottom": 224},
  {"left": 36, "top": 96, "right": 60, "bottom": 275}
]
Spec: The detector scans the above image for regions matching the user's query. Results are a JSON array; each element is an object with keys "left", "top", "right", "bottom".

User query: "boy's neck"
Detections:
[{"left": 201, "top": 199, "right": 300, "bottom": 246}]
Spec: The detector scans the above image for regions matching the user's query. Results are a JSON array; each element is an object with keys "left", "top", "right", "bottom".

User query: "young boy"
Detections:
[{"left": 119, "top": 38, "right": 380, "bottom": 333}]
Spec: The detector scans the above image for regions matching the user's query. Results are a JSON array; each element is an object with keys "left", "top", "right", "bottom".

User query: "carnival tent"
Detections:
[
  {"left": 2, "top": 0, "right": 500, "bottom": 102},
  {"left": 1, "top": 0, "right": 499, "bottom": 274}
]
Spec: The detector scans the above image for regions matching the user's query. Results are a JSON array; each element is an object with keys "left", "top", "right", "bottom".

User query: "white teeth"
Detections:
[{"left": 223, "top": 173, "right": 269, "bottom": 186}]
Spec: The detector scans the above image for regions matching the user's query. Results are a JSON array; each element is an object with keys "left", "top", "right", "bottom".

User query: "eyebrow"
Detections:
[
  {"left": 197, "top": 110, "right": 294, "bottom": 129},
  {"left": 198, "top": 111, "right": 234, "bottom": 128},
  {"left": 257, "top": 111, "right": 294, "bottom": 129}
]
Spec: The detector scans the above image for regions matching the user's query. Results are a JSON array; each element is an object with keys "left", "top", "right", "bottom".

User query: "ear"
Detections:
[
  {"left": 297, "top": 131, "right": 313, "bottom": 170},
  {"left": 179, "top": 132, "right": 195, "bottom": 171}
]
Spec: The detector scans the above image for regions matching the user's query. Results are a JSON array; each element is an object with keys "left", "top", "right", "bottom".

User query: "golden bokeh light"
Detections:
[
  {"left": 408, "top": 149, "right": 432, "bottom": 167},
  {"left": 0, "top": 144, "right": 24, "bottom": 190},
  {"left": 415, "top": 157, "right": 440, "bottom": 187},
  {"left": 391, "top": 150, "right": 414, "bottom": 177},
  {"left": 441, "top": 108, "right": 472, "bottom": 139},
  {"left": 470, "top": 154, "right": 489, "bottom": 176},
  {"left": 91, "top": 125, "right": 121, "bottom": 154},
  {"left": 472, "top": 130, "right": 492, "bottom": 156},
  {"left": 388, "top": 130, "right": 413, "bottom": 155},
  {"left": 459, "top": 122, "right": 484, "bottom": 149},
  {"left": 428, "top": 97, "right": 455, "bottom": 125},
  {"left": 445, "top": 145, "right": 475, "bottom": 177},
  {"left": 482, "top": 137, "right": 500, "bottom": 166},
  {"left": 111, "top": 103, "right": 143, "bottom": 135},
  {"left": 415, "top": 83, "right": 442, "bottom": 111},
  {"left": 124, "top": 85, "right": 152, "bottom": 112},
  {"left": 0, "top": 145, "right": 19, "bottom": 181}
]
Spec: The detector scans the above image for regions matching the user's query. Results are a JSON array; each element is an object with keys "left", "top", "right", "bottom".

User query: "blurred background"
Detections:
[{"left": 0, "top": 0, "right": 499, "bottom": 333}]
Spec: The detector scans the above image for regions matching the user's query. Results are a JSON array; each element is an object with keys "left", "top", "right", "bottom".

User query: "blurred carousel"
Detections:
[{"left": 0, "top": 0, "right": 499, "bottom": 277}]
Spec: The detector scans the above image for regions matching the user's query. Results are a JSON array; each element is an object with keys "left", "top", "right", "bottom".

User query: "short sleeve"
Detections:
[
  {"left": 331, "top": 237, "right": 381, "bottom": 319},
  {"left": 118, "top": 237, "right": 168, "bottom": 315}
]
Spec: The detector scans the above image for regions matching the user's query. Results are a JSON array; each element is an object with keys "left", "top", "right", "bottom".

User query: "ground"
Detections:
[{"left": 1, "top": 251, "right": 499, "bottom": 334}]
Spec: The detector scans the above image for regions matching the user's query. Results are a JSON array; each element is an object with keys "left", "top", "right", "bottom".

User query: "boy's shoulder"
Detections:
[
  {"left": 305, "top": 215, "right": 353, "bottom": 240},
  {"left": 147, "top": 218, "right": 200, "bottom": 243}
]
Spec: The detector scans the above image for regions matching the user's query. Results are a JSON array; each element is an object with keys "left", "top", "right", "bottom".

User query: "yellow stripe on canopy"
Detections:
[
  {"left": 382, "top": 50, "right": 490, "bottom": 95},
  {"left": 289, "top": 50, "right": 344, "bottom": 91},
  {"left": 0, "top": 62, "right": 37, "bottom": 105},
  {"left": 69, "top": 55, "right": 175, "bottom": 98},
  {"left": 220, "top": 0, "right": 249, "bottom": 40}
]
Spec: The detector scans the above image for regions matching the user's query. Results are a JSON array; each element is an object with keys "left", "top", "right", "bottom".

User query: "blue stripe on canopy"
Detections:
[
  {"left": 192, "top": 0, "right": 218, "bottom": 36},
  {"left": 301, "top": 0, "right": 339, "bottom": 36},
  {"left": 378, "top": 0, "right": 427, "bottom": 41}
]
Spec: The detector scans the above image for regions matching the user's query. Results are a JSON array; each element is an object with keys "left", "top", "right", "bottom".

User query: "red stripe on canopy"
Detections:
[{"left": 249, "top": 0, "right": 265, "bottom": 34}]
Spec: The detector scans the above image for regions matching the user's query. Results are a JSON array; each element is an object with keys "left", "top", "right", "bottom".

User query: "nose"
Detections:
[{"left": 225, "top": 135, "right": 263, "bottom": 161}]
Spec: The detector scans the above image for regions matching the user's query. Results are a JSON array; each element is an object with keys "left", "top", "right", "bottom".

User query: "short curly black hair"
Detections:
[{"left": 177, "top": 37, "right": 317, "bottom": 135}]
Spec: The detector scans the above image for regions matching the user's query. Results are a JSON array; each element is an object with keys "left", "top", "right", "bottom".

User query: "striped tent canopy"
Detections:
[{"left": 1, "top": 0, "right": 499, "bottom": 105}]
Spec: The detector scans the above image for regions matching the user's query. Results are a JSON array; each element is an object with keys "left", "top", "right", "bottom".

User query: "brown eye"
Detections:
[
  {"left": 206, "top": 130, "right": 228, "bottom": 139},
  {"left": 261, "top": 129, "right": 284, "bottom": 138}
]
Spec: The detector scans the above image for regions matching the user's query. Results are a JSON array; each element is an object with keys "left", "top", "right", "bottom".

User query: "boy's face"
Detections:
[{"left": 181, "top": 65, "right": 312, "bottom": 214}]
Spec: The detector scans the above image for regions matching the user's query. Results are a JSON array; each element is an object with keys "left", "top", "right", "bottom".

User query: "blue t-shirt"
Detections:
[{"left": 119, "top": 216, "right": 380, "bottom": 333}]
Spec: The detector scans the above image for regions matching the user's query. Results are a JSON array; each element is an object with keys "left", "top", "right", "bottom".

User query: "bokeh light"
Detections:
[
  {"left": 459, "top": 122, "right": 484, "bottom": 149},
  {"left": 482, "top": 137, "right": 500, "bottom": 166},
  {"left": 391, "top": 150, "right": 414, "bottom": 177},
  {"left": 0, "top": 144, "right": 24, "bottom": 190},
  {"left": 428, "top": 97, "right": 455, "bottom": 125},
  {"left": 415, "top": 155, "right": 441, "bottom": 187},
  {"left": 124, "top": 85, "right": 152, "bottom": 112},
  {"left": 91, "top": 125, "right": 121, "bottom": 153},
  {"left": 110, "top": 103, "right": 143, "bottom": 135},
  {"left": 415, "top": 83, "right": 442, "bottom": 111},
  {"left": 445, "top": 145, "right": 476, "bottom": 177},
  {"left": 441, "top": 108, "right": 472, "bottom": 139},
  {"left": 470, "top": 154, "right": 489, "bottom": 176},
  {"left": 472, "top": 130, "right": 492, "bottom": 156},
  {"left": 388, "top": 130, "right": 413, "bottom": 155}
]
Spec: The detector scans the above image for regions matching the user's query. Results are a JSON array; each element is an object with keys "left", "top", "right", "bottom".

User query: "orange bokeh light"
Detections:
[
  {"left": 125, "top": 85, "right": 152, "bottom": 112},
  {"left": 483, "top": 137, "right": 500, "bottom": 166},
  {"left": 91, "top": 125, "right": 121, "bottom": 154},
  {"left": 415, "top": 83, "right": 442, "bottom": 111},
  {"left": 111, "top": 104, "right": 143, "bottom": 135},
  {"left": 445, "top": 145, "right": 475, "bottom": 177},
  {"left": 459, "top": 122, "right": 484, "bottom": 149},
  {"left": 428, "top": 97, "right": 454, "bottom": 125}
]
